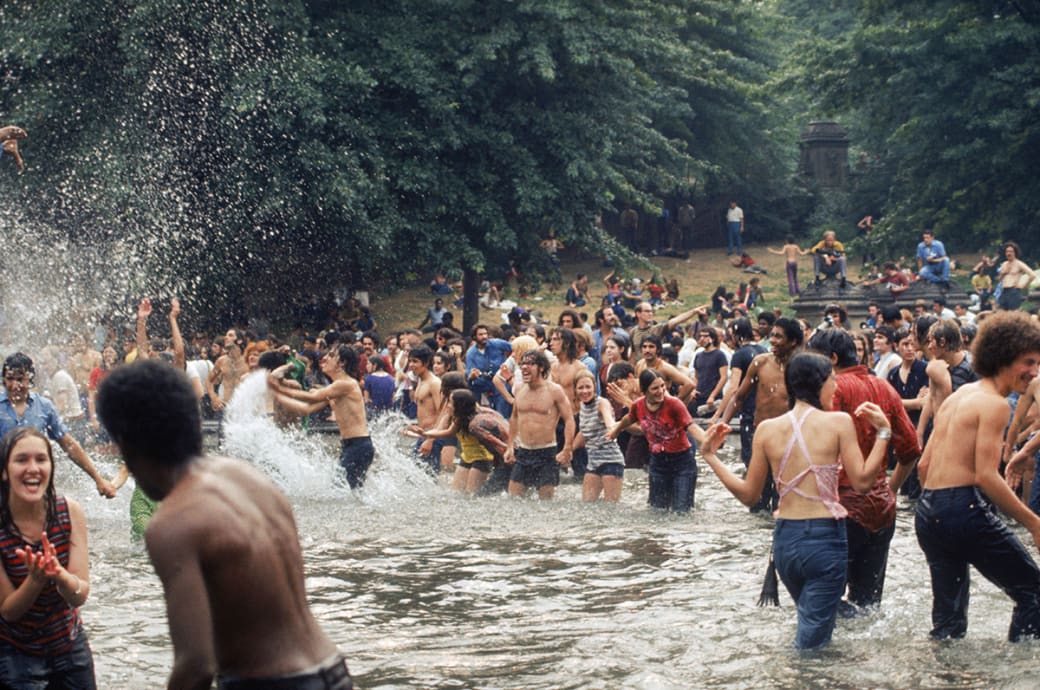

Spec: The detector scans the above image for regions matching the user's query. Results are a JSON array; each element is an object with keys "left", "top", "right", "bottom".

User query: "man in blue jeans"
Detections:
[
  {"left": 918, "top": 311, "right": 1040, "bottom": 641},
  {"left": 916, "top": 229, "right": 951, "bottom": 288}
]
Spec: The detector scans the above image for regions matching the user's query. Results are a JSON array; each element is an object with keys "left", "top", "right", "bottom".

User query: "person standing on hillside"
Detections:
[{"left": 726, "top": 200, "right": 745, "bottom": 256}]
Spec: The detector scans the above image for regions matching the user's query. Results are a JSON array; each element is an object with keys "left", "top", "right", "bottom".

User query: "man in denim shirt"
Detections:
[
  {"left": 0, "top": 352, "right": 117, "bottom": 497},
  {"left": 465, "top": 324, "right": 511, "bottom": 414}
]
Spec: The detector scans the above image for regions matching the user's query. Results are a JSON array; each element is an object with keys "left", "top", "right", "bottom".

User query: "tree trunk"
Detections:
[{"left": 462, "top": 267, "right": 481, "bottom": 335}]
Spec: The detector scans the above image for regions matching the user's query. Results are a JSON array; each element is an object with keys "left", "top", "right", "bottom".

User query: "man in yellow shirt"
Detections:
[{"left": 811, "top": 230, "right": 848, "bottom": 289}]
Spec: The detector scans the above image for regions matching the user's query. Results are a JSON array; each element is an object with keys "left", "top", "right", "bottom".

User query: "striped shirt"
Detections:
[{"left": 0, "top": 496, "right": 83, "bottom": 655}]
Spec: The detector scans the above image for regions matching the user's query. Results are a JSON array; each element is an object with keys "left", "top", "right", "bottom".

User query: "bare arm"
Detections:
[
  {"left": 137, "top": 298, "right": 152, "bottom": 360},
  {"left": 975, "top": 403, "right": 1040, "bottom": 549},
  {"left": 170, "top": 298, "right": 185, "bottom": 371},
  {"left": 1003, "top": 379, "right": 1038, "bottom": 464},
  {"left": 707, "top": 363, "right": 728, "bottom": 405},
  {"left": 712, "top": 363, "right": 745, "bottom": 424},
  {"left": 720, "top": 356, "right": 761, "bottom": 424},
  {"left": 555, "top": 387, "right": 575, "bottom": 466},
  {"left": 146, "top": 524, "right": 218, "bottom": 690},
  {"left": 839, "top": 404, "right": 891, "bottom": 492},
  {"left": 700, "top": 423, "right": 766, "bottom": 506},
  {"left": 666, "top": 305, "right": 710, "bottom": 331},
  {"left": 57, "top": 434, "right": 116, "bottom": 498}
]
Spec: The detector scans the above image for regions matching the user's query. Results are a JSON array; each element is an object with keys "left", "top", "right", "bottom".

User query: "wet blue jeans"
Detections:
[
  {"left": 647, "top": 449, "right": 697, "bottom": 512},
  {"left": 915, "top": 486, "right": 1040, "bottom": 640},
  {"left": 340, "top": 436, "right": 375, "bottom": 489},
  {"left": 0, "top": 633, "right": 96, "bottom": 689},
  {"left": 773, "top": 518, "right": 848, "bottom": 649}
]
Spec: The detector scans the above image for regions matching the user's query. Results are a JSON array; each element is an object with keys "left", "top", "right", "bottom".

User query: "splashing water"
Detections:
[{"left": 221, "top": 371, "right": 440, "bottom": 505}]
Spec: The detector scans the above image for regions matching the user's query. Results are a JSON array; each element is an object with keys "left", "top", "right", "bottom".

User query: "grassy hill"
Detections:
[{"left": 367, "top": 243, "right": 996, "bottom": 336}]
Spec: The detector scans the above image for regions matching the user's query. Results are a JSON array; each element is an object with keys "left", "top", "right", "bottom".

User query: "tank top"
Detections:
[
  {"left": 775, "top": 407, "right": 848, "bottom": 519},
  {"left": 579, "top": 399, "right": 625, "bottom": 470},
  {"left": 949, "top": 356, "right": 978, "bottom": 392},
  {"left": 0, "top": 496, "right": 83, "bottom": 655},
  {"left": 457, "top": 429, "right": 493, "bottom": 463}
]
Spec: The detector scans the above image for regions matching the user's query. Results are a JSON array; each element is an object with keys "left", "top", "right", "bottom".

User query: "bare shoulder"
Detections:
[{"left": 64, "top": 497, "right": 86, "bottom": 525}]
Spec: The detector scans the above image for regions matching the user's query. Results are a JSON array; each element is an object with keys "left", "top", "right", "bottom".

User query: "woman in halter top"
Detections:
[{"left": 699, "top": 352, "right": 892, "bottom": 649}]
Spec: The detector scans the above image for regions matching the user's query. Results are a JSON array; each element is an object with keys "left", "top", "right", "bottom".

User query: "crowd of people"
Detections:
[{"left": 2, "top": 218, "right": 1040, "bottom": 683}]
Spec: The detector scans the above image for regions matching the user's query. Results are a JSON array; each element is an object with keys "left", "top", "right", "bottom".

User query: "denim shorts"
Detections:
[
  {"left": 773, "top": 518, "right": 848, "bottom": 649},
  {"left": 0, "top": 633, "right": 96, "bottom": 689},
  {"left": 588, "top": 462, "right": 624, "bottom": 478},
  {"left": 510, "top": 446, "right": 560, "bottom": 488}
]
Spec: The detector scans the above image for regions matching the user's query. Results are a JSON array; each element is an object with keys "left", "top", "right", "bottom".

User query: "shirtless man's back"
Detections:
[{"left": 98, "top": 359, "right": 350, "bottom": 689}]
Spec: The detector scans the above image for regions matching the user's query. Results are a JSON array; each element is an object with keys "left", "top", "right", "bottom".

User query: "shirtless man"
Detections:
[
  {"left": 269, "top": 344, "right": 373, "bottom": 489},
  {"left": 719, "top": 317, "right": 804, "bottom": 511},
  {"left": 917, "top": 319, "right": 977, "bottom": 447},
  {"left": 635, "top": 335, "right": 695, "bottom": 403},
  {"left": 505, "top": 350, "right": 574, "bottom": 499},
  {"left": 97, "top": 360, "right": 351, "bottom": 689},
  {"left": 207, "top": 328, "right": 249, "bottom": 413},
  {"left": 408, "top": 345, "right": 444, "bottom": 473},
  {"left": 550, "top": 327, "right": 588, "bottom": 479},
  {"left": 0, "top": 125, "right": 26, "bottom": 171},
  {"left": 918, "top": 311, "right": 1040, "bottom": 641}
]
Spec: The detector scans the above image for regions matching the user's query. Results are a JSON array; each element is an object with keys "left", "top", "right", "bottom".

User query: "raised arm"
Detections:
[
  {"left": 666, "top": 304, "right": 710, "bottom": 331},
  {"left": 169, "top": 298, "right": 185, "bottom": 370},
  {"left": 839, "top": 404, "right": 891, "bottom": 492},
  {"left": 137, "top": 298, "right": 152, "bottom": 359}
]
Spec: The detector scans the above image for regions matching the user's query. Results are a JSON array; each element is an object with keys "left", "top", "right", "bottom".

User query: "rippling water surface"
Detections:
[{"left": 71, "top": 380, "right": 1039, "bottom": 688}]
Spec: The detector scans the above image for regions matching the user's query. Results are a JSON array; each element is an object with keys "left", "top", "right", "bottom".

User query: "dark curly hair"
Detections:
[{"left": 972, "top": 311, "right": 1040, "bottom": 378}]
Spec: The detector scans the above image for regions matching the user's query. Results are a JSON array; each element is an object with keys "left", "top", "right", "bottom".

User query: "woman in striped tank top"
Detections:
[{"left": 0, "top": 427, "right": 95, "bottom": 687}]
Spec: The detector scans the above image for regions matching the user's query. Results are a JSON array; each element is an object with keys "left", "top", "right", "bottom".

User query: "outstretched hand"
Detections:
[
  {"left": 169, "top": 297, "right": 181, "bottom": 319},
  {"left": 1006, "top": 448, "right": 1036, "bottom": 491},
  {"left": 701, "top": 423, "right": 731, "bottom": 456},
  {"left": 138, "top": 298, "right": 152, "bottom": 320}
]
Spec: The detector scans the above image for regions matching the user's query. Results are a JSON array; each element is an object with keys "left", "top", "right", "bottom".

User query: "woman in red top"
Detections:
[
  {"left": 0, "top": 427, "right": 95, "bottom": 687},
  {"left": 608, "top": 369, "right": 708, "bottom": 512}
]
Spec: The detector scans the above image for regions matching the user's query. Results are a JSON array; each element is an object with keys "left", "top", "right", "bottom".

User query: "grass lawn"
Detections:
[{"left": 368, "top": 243, "right": 998, "bottom": 336}]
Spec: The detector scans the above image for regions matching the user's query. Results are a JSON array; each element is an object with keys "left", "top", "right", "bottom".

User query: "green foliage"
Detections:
[
  {"left": 780, "top": 0, "right": 1040, "bottom": 259},
  {"left": 1, "top": 0, "right": 800, "bottom": 324}
]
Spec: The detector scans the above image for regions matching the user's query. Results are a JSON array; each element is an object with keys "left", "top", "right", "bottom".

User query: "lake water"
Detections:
[{"left": 69, "top": 375, "right": 1039, "bottom": 688}]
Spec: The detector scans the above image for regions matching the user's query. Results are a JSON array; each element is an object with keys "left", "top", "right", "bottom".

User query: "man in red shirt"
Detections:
[{"left": 808, "top": 328, "right": 921, "bottom": 616}]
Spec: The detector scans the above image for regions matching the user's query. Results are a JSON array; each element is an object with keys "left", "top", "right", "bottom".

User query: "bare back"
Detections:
[
  {"left": 755, "top": 408, "right": 850, "bottom": 519},
  {"left": 145, "top": 457, "right": 337, "bottom": 678}
]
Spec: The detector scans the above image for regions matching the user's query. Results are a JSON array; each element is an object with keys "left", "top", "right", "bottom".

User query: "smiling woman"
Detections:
[{"left": 0, "top": 427, "right": 96, "bottom": 687}]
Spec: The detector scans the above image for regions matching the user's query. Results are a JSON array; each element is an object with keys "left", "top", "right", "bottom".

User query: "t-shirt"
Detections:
[
  {"left": 729, "top": 344, "right": 765, "bottom": 419},
  {"left": 630, "top": 395, "right": 693, "bottom": 454},
  {"left": 726, "top": 206, "right": 744, "bottom": 223},
  {"left": 364, "top": 373, "right": 396, "bottom": 410},
  {"left": 692, "top": 349, "right": 727, "bottom": 406}
]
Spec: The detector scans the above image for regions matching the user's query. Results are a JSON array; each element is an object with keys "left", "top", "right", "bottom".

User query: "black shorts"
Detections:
[
  {"left": 219, "top": 654, "right": 352, "bottom": 690},
  {"left": 510, "top": 446, "right": 560, "bottom": 488},
  {"left": 460, "top": 459, "right": 492, "bottom": 474}
]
